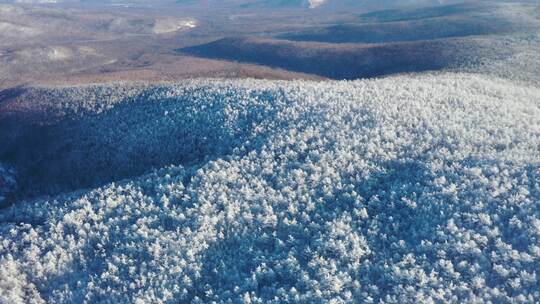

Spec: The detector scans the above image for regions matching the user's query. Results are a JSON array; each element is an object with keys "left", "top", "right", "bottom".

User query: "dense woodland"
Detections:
[
  {"left": 1, "top": 73, "right": 539, "bottom": 303},
  {"left": 1, "top": 0, "right": 539, "bottom": 302}
]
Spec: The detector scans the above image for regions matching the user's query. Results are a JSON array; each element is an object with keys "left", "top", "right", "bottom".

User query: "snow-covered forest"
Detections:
[{"left": 1, "top": 72, "right": 539, "bottom": 303}]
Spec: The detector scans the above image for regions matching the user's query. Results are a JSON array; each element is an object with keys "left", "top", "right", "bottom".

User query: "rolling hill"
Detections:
[
  {"left": 0, "top": 1, "right": 539, "bottom": 303},
  {"left": 180, "top": 1, "right": 538, "bottom": 80},
  {"left": 1, "top": 73, "right": 539, "bottom": 302},
  {"left": 180, "top": 36, "right": 511, "bottom": 79}
]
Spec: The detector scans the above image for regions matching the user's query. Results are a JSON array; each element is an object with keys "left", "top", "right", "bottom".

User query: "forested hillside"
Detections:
[{"left": 1, "top": 73, "right": 539, "bottom": 303}]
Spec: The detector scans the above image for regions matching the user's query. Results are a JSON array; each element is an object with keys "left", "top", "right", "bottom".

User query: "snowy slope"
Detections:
[{"left": 1, "top": 73, "right": 539, "bottom": 303}]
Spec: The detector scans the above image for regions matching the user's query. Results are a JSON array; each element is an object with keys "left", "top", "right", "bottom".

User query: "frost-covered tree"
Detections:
[{"left": 0, "top": 73, "right": 539, "bottom": 303}]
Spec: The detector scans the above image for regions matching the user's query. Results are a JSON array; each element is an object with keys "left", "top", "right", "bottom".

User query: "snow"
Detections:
[
  {"left": 308, "top": 0, "right": 326, "bottom": 9},
  {"left": 0, "top": 73, "right": 540, "bottom": 303},
  {"left": 153, "top": 18, "right": 197, "bottom": 34},
  {"left": 0, "top": 21, "right": 41, "bottom": 38}
]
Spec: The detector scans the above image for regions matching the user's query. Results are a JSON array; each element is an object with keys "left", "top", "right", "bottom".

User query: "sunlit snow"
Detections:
[{"left": 0, "top": 73, "right": 539, "bottom": 303}]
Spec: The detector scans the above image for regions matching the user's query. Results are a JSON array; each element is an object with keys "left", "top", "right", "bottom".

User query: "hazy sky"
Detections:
[{"left": 3, "top": 0, "right": 474, "bottom": 8}]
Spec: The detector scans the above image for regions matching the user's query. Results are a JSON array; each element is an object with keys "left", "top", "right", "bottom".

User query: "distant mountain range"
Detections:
[{"left": 0, "top": 0, "right": 475, "bottom": 10}]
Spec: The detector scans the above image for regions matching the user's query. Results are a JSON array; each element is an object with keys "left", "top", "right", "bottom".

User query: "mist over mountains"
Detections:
[{"left": 0, "top": 0, "right": 480, "bottom": 10}]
